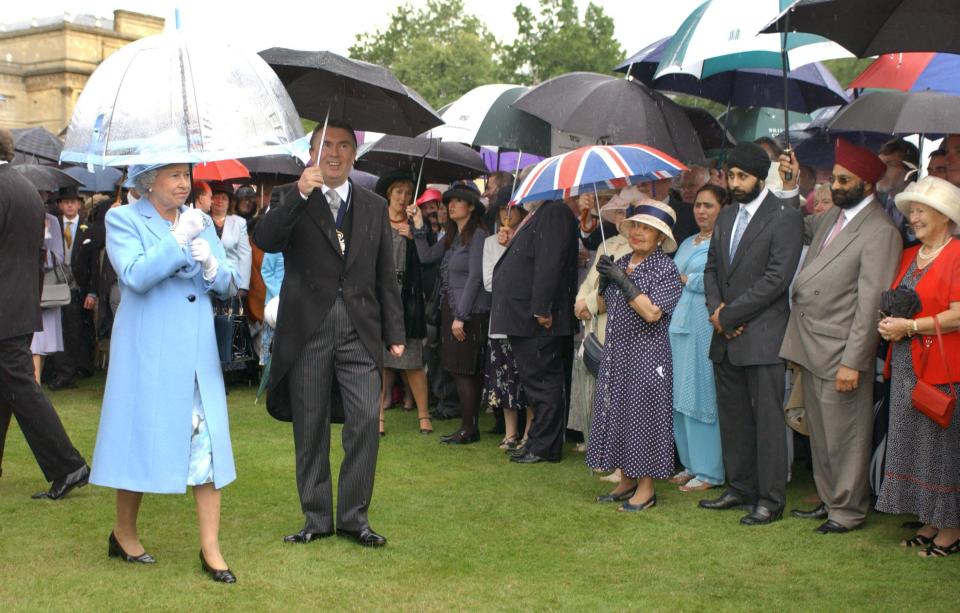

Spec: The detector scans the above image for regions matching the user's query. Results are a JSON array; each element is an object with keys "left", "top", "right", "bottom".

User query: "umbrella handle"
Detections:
[{"left": 593, "top": 183, "right": 607, "bottom": 257}]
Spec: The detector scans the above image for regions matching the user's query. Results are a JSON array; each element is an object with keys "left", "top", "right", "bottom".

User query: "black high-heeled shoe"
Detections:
[
  {"left": 199, "top": 550, "right": 236, "bottom": 583},
  {"left": 108, "top": 532, "right": 156, "bottom": 564}
]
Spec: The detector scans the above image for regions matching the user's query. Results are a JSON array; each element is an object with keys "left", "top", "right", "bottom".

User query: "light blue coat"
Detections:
[
  {"left": 90, "top": 198, "right": 238, "bottom": 493},
  {"left": 668, "top": 236, "right": 718, "bottom": 424}
]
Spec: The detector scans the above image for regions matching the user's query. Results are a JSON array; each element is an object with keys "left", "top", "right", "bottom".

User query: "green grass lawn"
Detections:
[{"left": 0, "top": 375, "right": 953, "bottom": 611}]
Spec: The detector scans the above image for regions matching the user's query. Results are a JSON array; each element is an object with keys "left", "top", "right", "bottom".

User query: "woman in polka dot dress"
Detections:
[{"left": 585, "top": 202, "right": 683, "bottom": 512}]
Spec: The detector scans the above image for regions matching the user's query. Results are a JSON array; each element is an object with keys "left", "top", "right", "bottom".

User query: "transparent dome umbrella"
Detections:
[{"left": 60, "top": 30, "right": 304, "bottom": 167}]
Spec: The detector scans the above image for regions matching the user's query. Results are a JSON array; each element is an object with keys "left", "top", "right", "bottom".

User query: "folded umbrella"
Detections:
[
  {"left": 512, "top": 72, "right": 706, "bottom": 165},
  {"left": 763, "top": 0, "right": 960, "bottom": 57},
  {"left": 260, "top": 48, "right": 443, "bottom": 136}
]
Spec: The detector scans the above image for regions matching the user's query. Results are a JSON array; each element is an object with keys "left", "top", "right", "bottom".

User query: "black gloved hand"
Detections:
[{"left": 596, "top": 255, "right": 641, "bottom": 302}]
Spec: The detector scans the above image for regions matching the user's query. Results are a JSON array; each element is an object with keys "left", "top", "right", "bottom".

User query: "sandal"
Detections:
[
  {"left": 918, "top": 539, "right": 960, "bottom": 558},
  {"left": 668, "top": 470, "right": 694, "bottom": 485},
  {"left": 901, "top": 533, "right": 936, "bottom": 548},
  {"left": 679, "top": 478, "right": 718, "bottom": 492},
  {"left": 617, "top": 495, "right": 657, "bottom": 513},
  {"left": 499, "top": 436, "right": 518, "bottom": 450},
  {"left": 418, "top": 417, "right": 433, "bottom": 435}
]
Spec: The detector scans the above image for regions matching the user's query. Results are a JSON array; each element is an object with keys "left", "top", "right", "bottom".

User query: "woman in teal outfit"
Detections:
[
  {"left": 90, "top": 163, "right": 238, "bottom": 583},
  {"left": 668, "top": 184, "right": 727, "bottom": 492}
]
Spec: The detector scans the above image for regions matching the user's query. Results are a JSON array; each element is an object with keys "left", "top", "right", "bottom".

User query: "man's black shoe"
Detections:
[
  {"left": 740, "top": 506, "right": 783, "bottom": 526},
  {"left": 336, "top": 527, "right": 386, "bottom": 547},
  {"left": 32, "top": 464, "right": 89, "bottom": 500},
  {"left": 815, "top": 519, "right": 852, "bottom": 534},
  {"left": 47, "top": 379, "right": 77, "bottom": 391},
  {"left": 791, "top": 503, "right": 828, "bottom": 520},
  {"left": 282, "top": 530, "right": 333, "bottom": 544},
  {"left": 698, "top": 492, "right": 752, "bottom": 511},
  {"left": 510, "top": 452, "right": 560, "bottom": 464}
]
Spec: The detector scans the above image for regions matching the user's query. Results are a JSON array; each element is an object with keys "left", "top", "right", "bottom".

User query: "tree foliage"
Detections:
[{"left": 499, "top": 0, "right": 623, "bottom": 85}]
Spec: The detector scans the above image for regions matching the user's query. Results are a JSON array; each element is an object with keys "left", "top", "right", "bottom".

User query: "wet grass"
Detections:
[{"left": 0, "top": 374, "right": 952, "bottom": 611}]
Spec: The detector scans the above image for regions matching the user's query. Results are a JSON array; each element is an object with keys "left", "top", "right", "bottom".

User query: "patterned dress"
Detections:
[
  {"left": 585, "top": 249, "right": 682, "bottom": 479},
  {"left": 876, "top": 261, "right": 960, "bottom": 527}
]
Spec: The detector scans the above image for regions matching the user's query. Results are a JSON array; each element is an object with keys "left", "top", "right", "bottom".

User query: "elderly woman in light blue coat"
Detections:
[{"left": 90, "top": 163, "right": 239, "bottom": 583}]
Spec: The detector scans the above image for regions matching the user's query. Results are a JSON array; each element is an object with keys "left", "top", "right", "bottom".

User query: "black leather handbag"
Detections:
[{"left": 582, "top": 332, "right": 603, "bottom": 377}]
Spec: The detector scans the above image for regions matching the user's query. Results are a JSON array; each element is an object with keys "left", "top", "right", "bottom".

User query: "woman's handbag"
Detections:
[
  {"left": 40, "top": 251, "right": 76, "bottom": 308},
  {"left": 581, "top": 324, "right": 604, "bottom": 377},
  {"left": 911, "top": 315, "right": 957, "bottom": 429}
]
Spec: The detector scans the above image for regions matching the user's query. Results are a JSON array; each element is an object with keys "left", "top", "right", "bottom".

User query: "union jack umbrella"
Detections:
[{"left": 511, "top": 144, "right": 687, "bottom": 204}]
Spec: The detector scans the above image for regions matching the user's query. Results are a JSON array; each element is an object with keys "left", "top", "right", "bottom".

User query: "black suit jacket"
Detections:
[
  {"left": 0, "top": 164, "right": 44, "bottom": 340},
  {"left": 704, "top": 191, "right": 803, "bottom": 366},
  {"left": 490, "top": 200, "right": 578, "bottom": 337},
  {"left": 59, "top": 214, "right": 99, "bottom": 297},
  {"left": 253, "top": 179, "right": 404, "bottom": 420}
]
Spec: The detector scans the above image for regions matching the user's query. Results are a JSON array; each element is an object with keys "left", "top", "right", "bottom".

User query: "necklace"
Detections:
[
  {"left": 694, "top": 231, "right": 713, "bottom": 245},
  {"left": 918, "top": 237, "right": 952, "bottom": 261},
  {"left": 389, "top": 211, "right": 407, "bottom": 224}
]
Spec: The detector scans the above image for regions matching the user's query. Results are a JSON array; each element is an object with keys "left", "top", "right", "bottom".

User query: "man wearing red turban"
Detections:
[{"left": 780, "top": 137, "right": 903, "bottom": 534}]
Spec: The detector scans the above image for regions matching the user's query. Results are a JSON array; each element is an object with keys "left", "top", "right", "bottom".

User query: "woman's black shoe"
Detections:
[
  {"left": 108, "top": 532, "right": 156, "bottom": 564},
  {"left": 199, "top": 551, "right": 236, "bottom": 583},
  {"left": 439, "top": 429, "right": 479, "bottom": 445}
]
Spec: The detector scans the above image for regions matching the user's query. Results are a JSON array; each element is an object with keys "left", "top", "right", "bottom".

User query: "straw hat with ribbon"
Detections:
[{"left": 617, "top": 199, "right": 678, "bottom": 253}]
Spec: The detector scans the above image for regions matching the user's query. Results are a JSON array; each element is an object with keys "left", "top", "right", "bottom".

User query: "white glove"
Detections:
[
  {"left": 264, "top": 296, "right": 280, "bottom": 328},
  {"left": 190, "top": 238, "right": 219, "bottom": 281},
  {"left": 172, "top": 208, "right": 207, "bottom": 247}
]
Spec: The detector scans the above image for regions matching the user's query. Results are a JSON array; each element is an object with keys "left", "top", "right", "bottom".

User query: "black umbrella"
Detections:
[
  {"left": 237, "top": 155, "right": 304, "bottom": 181},
  {"left": 259, "top": 48, "right": 443, "bottom": 136},
  {"left": 356, "top": 135, "right": 489, "bottom": 183},
  {"left": 10, "top": 127, "right": 62, "bottom": 163},
  {"left": 827, "top": 90, "right": 960, "bottom": 135},
  {"left": 511, "top": 72, "right": 706, "bottom": 164},
  {"left": 63, "top": 165, "right": 123, "bottom": 192},
  {"left": 14, "top": 164, "right": 83, "bottom": 192},
  {"left": 763, "top": 0, "right": 960, "bottom": 57},
  {"left": 679, "top": 105, "right": 737, "bottom": 152}
]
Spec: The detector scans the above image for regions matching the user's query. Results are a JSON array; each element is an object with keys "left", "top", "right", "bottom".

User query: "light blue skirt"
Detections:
[{"left": 187, "top": 381, "right": 214, "bottom": 487}]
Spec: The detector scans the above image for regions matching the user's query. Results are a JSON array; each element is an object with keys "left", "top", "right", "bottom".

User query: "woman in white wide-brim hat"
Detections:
[
  {"left": 585, "top": 199, "right": 683, "bottom": 512},
  {"left": 876, "top": 175, "right": 960, "bottom": 558}
]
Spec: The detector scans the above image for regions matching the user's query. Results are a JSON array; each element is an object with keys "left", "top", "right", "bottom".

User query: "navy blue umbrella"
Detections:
[
  {"left": 63, "top": 165, "right": 123, "bottom": 192},
  {"left": 615, "top": 37, "right": 849, "bottom": 114}
]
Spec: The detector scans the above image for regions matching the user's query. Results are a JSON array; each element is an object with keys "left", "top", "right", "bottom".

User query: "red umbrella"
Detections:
[
  {"left": 850, "top": 52, "right": 960, "bottom": 95},
  {"left": 193, "top": 159, "right": 250, "bottom": 181}
]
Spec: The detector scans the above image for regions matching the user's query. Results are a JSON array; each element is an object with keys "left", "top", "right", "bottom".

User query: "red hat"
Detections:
[
  {"left": 834, "top": 137, "right": 886, "bottom": 184},
  {"left": 416, "top": 188, "right": 442, "bottom": 206}
]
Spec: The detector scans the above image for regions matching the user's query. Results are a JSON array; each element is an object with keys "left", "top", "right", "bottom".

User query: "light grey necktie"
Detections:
[
  {"left": 729, "top": 206, "right": 751, "bottom": 259},
  {"left": 327, "top": 189, "right": 341, "bottom": 218}
]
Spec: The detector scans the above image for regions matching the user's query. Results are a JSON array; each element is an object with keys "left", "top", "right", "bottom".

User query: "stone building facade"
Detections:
[{"left": 0, "top": 10, "right": 164, "bottom": 133}]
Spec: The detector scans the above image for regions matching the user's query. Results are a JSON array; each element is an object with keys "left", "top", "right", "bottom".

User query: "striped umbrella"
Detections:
[
  {"left": 850, "top": 52, "right": 960, "bottom": 96},
  {"left": 512, "top": 144, "right": 687, "bottom": 204}
]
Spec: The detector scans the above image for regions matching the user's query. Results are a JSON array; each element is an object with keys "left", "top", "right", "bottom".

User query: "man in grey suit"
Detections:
[
  {"left": 699, "top": 142, "right": 804, "bottom": 525},
  {"left": 781, "top": 139, "right": 902, "bottom": 534},
  {"left": 253, "top": 121, "right": 404, "bottom": 547}
]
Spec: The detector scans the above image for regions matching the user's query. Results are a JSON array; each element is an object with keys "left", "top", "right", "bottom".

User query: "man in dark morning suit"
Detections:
[
  {"left": 253, "top": 121, "right": 404, "bottom": 547},
  {"left": 0, "top": 129, "right": 89, "bottom": 497},
  {"left": 490, "top": 198, "right": 579, "bottom": 463},
  {"left": 699, "top": 142, "right": 804, "bottom": 525},
  {"left": 46, "top": 186, "right": 99, "bottom": 389}
]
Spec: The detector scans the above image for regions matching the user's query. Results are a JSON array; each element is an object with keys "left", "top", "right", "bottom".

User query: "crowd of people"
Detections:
[{"left": 1, "top": 121, "right": 959, "bottom": 585}]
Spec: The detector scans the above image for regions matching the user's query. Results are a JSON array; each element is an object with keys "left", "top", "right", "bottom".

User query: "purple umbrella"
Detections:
[
  {"left": 615, "top": 37, "right": 849, "bottom": 114},
  {"left": 480, "top": 148, "right": 544, "bottom": 173}
]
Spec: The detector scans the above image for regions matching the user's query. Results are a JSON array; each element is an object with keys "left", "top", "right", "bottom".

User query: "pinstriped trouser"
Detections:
[{"left": 288, "top": 296, "right": 381, "bottom": 533}]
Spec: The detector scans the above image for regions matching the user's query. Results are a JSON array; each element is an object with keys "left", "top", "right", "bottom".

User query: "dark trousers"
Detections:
[
  {"left": 287, "top": 297, "right": 380, "bottom": 533},
  {"left": 425, "top": 324, "right": 460, "bottom": 418},
  {"left": 714, "top": 358, "right": 787, "bottom": 512},
  {"left": 0, "top": 334, "right": 86, "bottom": 482},
  {"left": 510, "top": 335, "right": 569, "bottom": 460},
  {"left": 48, "top": 295, "right": 95, "bottom": 382}
]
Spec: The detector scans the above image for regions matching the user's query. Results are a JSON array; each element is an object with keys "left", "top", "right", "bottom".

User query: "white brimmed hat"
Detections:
[
  {"left": 617, "top": 200, "right": 678, "bottom": 253},
  {"left": 894, "top": 175, "right": 960, "bottom": 227}
]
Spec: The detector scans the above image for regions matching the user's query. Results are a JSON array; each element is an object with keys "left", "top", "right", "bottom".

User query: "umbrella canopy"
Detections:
[
  {"left": 14, "top": 164, "right": 83, "bottom": 192},
  {"left": 356, "top": 135, "right": 488, "bottom": 183},
  {"left": 10, "top": 127, "right": 62, "bottom": 163},
  {"left": 656, "top": 0, "right": 850, "bottom": 79},
  {"left": 512, "top": 72, "right": 706, "bottom": 164},
  {"left": 63, "top": 165, "right": 123, "bottom": 192},
  {"left": 512, "top": 144, "right": 687, "bottom": 204},
  {"left": 616, "top": 37, "right": 848, "bottom": 113},
  {"left": 719, "top": 106, "right": 811, "bottom": 143},
  {"left": 849, "top": 52, "right": 960, "bottom": 95},
  {"left": 827, "top": 90, "right": 960, "bottom": 136},
  {"left": 427, "top": 84, "right": 551, "bottom": 155},
  {"left": 61, "top": 31, "right": 304, "bottom": 167},
  {"left": 679, "top": 105, "right": 737, "bottom": 151},
  {"left": 260, "top": 48, "right": 443, "bottom": 136},
  {"left": 238, "top": 155, "right": 305, "bottom": 182},
  {"left": 193, "top": 159, "right": 250, "bottom": 182},
  {"left": 480, "top": 148, "right": 545, "bottom": 173},
  {"left": 763, "top": 0, "right": 960, "bottom": 57},
  {"left": 790, "top": 130, "right": 891, "bottom": 169}
]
